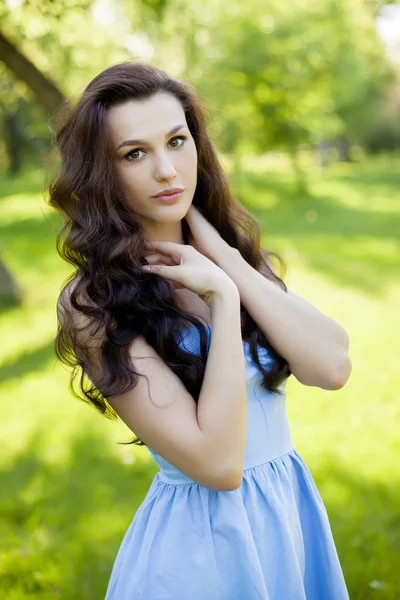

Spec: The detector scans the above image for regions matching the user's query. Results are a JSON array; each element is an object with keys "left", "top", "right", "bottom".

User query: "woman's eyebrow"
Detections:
[{"left": 116, "top": 123, "right": 187, "bottom": 151}]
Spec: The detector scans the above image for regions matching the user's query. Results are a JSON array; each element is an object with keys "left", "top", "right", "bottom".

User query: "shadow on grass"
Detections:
[
  {"left": 0, "top": 339, "right": 56, "bottom": 384},
  {"left": 312, "top": 459, "right": 400, "bottom": 600},
  {"left": 0, "top": 428, "right": 157, "bottom": 599},
  {"left": 0, "top": 212, "right": 62, "bottom": 265},
  {"left": 0, "top": 168, "right": 44, "bottom": 199},
  {"left": 234, "top": 168, "right": 399, "bottom": 295},
  {"left": 331, "top": 168, "right": 400, "bottom": 190},
  {"left": 1, "top": 428, "right": 399, "bottom": 599}
]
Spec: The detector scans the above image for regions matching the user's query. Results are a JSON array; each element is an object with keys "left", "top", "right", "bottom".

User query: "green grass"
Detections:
[{"left": 0, "top": 155, "right": 399, "bottom": 598}]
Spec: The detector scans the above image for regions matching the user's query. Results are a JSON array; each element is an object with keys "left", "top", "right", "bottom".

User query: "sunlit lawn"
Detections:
[{"left": 0, "top": 154, "right": 399, "bottom": 599}]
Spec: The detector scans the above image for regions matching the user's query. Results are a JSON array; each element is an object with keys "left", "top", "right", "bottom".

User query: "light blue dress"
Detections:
[{"left": 105, "top": 325, "right": 349, "bottom": 600}]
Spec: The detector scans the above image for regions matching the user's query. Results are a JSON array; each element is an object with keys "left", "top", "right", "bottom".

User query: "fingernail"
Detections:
[{"left": 143, "top": 265, "right": 152, "bottom": 270}]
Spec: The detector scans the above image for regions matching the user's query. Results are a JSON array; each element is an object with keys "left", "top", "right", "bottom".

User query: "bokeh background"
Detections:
[{"left": 0, "top": 0, "right": 399, "bottom": 598}]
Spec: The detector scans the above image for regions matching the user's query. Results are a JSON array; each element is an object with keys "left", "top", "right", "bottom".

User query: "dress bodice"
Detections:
[{"left": 147, "top": 325, "right": 294, "bottom": 485}]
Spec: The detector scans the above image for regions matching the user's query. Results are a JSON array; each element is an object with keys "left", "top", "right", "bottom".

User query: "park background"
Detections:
[{"left": 0, "top": 0, "right": 399, "bottom": 598}]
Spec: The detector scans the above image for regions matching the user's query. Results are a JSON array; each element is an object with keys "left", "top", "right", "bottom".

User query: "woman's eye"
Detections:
[
  {"left": 125, "top": 149, "right": 144, "bottom": 161},
  {"left": 124, "top": 135, "right": 187, "bottom": 162},
  {"left": 169, "top": 135, "right": 187, "bottom": 148}
]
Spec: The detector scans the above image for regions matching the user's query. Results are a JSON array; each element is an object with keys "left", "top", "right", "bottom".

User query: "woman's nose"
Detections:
[{"left": 153, "top": 152, "right": 177, "bottom": 180}]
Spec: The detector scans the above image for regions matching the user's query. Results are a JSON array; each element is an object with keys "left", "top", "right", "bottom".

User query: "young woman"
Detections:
[{"left": 48, "top": 61, "right": 352, "bottom": 599}]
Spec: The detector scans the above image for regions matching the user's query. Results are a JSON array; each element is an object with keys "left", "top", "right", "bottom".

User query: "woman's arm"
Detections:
[{"left": 214, "top": 246, "right": 352, "bottom": 390}]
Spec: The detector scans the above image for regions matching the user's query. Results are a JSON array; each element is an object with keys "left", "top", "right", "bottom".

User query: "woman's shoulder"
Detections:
[{"left": 56, "top": 275, "right": 98, "bottom": 333}]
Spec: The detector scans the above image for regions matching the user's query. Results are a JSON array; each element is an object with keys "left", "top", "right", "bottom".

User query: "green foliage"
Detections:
[
  {"left": 189, "top": 0, "right": 394, "bottom": 155},
  {"left": 1, "top": 0, "right": 132, "bottom": 98},
  {"left": 0, "top": 0, "right": 398, "bottom": 172}
]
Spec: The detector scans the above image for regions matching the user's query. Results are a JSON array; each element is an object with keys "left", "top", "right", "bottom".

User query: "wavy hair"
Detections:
[{"left": 46, "top": 61, "right": 291, "bottom": 446}]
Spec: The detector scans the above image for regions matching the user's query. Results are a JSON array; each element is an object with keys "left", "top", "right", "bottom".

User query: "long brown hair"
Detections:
[{"left": 46, "top": 61, "right": 291, "bottom": 446}]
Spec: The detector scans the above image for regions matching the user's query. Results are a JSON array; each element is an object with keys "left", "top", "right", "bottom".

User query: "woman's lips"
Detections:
[{"left": 152, "top": 190, "right": 183, "bottom": 204}]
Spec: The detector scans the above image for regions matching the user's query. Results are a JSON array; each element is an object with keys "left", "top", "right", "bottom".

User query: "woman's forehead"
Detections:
[{"left": 106, "top": 93, "right": 187, "bottom": 146}]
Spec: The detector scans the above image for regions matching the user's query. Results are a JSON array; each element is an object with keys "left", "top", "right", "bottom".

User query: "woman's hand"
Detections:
[
  {"left": 184, "top": 204, "right": 230, "bottom": 263},
  {"left": 141, "top": 240, "right": 237, "bottom": 306}
]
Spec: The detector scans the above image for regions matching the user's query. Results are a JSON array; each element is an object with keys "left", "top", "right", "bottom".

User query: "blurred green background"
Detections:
[{"left": 0, "top": 0, "right": 399, "bottom": 598}]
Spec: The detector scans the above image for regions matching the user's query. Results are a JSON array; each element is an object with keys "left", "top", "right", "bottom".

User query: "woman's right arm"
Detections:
[
  {"left": 59, "top": 245, "right": 248, "bottom": 491},
  {"left": 103, "top": 283, "right": 247, "bottom": 492},
  {"left": 196, "top": 284, "right": 248, "bottom": 488}
]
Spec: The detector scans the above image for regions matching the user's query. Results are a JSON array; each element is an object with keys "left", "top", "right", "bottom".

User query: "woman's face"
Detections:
[{"left": 106, "top": 91, "right": 198, "bottom": 237}]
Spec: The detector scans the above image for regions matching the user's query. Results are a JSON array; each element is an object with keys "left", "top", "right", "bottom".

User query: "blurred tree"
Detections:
[
  {"left": 1, "top": 0, "right": 396, "bottom": 177},
  {"left": 2, "top": 106, "right": 22, "bottom": 174},
  {"left": 0, "top": 259, "right": 22, "bottom": 308},
  {"left": 366, "top": 0, "right": 400, "bottom": 17},
  {"left": 323, "top": 0, "right": 396, "bottom": 161},
  {"left": 152, "top": 0, "right": 395, "bottom": 189},
  {"left": 0, "top": 26, "right": 69, "bottom": 303},
  {"left": 0, "top": 0, "right": 113, "bottom": 302},
  {"left": 0, "top": 31, "right": 66, "bottom": 114}
]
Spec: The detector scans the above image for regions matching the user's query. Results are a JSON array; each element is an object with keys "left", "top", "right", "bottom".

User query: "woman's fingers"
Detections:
[
  {"left": 144, "top": 252, "right": 175, "bottom": 266},
  {"left": 142, "top": 262, "right": 185, "bottom": 284},
  {"left": 143, "top": 240, "right": 190, "bottom": 263}
]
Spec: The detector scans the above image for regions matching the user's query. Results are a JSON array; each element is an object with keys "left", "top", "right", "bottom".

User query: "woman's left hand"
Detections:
[{"left": 184, "top": 204, "right": 229, "bottom": 263}]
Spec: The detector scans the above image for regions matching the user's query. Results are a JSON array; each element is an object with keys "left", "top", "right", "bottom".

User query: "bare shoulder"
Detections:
[
  {"left": 56, "top": 276, "right": 106, "bottom": 378},
  {"left": 57, "top": 276, "right": 84, "bottom": 321},
  {"left": 57, "top": 275, "right": 101, "bottom": 330}
]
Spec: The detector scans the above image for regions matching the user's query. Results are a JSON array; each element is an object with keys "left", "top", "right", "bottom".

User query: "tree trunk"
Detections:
[
  {"left": 336, "top": 135, "right": 352, "bottom": 162},
  {"left": 0, "top": 257, "right": 21, "bottom": 308},
  {"left": 0, "top": 30, "right": 66, "bottom": 115},
  {"left": 315, "top": 140, "right": 330, "bottom": 168},
  {"left": 231, "top": 148, "right": 245, "bottom": 201},
  {"left": 3, "top": 108, "right": 22, "bottom": 174},
  {"left": 0, "top": 30, "right": 68, "bottom": 303}
]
